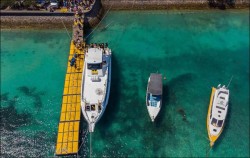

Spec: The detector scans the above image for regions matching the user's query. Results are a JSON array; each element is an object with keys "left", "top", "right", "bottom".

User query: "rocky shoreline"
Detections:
[{"left": 1, "top": 16, "right": 74, "bottom": 30}]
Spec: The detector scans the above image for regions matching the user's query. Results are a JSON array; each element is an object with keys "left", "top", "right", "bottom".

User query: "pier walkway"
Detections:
[
  {"left": 55, "top": 41, "right": 84, "bottom": 155},
  {"left": 55, "top": 7, "right": 85, "bottom": 156}
]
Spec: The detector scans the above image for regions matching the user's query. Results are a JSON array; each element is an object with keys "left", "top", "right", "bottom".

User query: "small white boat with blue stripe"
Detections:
[{"left": 146, "top": 73, "right": 163, "bottom": 122}]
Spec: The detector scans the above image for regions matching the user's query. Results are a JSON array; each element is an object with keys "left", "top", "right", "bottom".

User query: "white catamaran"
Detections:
[
  {"left": 146, "top": 73, "right": 163, "bottom": 122},
  {"left": 207, "top": 84, "right": 230, "bottom": 147},
  {"left": 81, "top": 45, "right": 111, "bottom": 132}
]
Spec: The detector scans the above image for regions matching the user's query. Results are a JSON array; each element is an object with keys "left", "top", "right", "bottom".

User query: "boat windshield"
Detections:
[
  {"left": 217, "top": 120, "right": 223, "bottom": 127},
  {"left": 148, "top": 94, "right": 161, "bottom": 101},
  {"left": 87, "top": 63, "right": 102, "bottom": 70},
  {"left": 211, "top": 118, "right": 224, "bottom": 127}
]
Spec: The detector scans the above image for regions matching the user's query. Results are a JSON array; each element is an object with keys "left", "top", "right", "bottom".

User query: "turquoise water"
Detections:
[{"left": 1, "top": 10, "right": 249, "bottom": 157}]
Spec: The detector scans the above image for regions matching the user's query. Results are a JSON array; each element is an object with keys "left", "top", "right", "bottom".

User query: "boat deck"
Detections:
[{"left": 55, "top": 41, "right": 84, "bottom": 156}]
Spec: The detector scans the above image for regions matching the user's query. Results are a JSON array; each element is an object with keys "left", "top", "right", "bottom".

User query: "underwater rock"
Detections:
[
  {"left": 0, "top": 93, "right": 9, "bottom": 101},
  {"left": 17, "top": 86, "right": 45, "bottom": 109},
  {"left": 177, "top": 108, "right": 187, "bottom": 122}
]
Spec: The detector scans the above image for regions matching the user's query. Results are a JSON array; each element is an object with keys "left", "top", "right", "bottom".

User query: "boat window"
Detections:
[
  {"left": 87, "top": 63, "right": 102, "bottom": 70},
  {"left": 216, "top": 106, "right": 225, "bottom": 110},
  {"left": 217, "top": 120, "right": 223, "bottom": 127},
  {"left": 211, "top": 118, "right": 217, "bottom": 125},
  {"left": 213, "top": 129, "right": 217, "bottom": 132},
  {"left": 150, "top": 95, "right": 161, "bottom": 101},
  {"left": 218, "top": 91, "right": 228, "bottom": 96},
  {"left": 218, "top": 111, "right": 221, "bottom": 113},
  {"left": 86, "top": 106, "right": 90, "bottom": 111},
  {"left": 219, "top": 96, "right": 225, "bottom": 100},
  {"left": 91, "top": 104, "right": 95, "bottom": 111}
]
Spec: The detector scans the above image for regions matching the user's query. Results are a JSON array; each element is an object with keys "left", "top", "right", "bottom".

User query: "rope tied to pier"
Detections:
[
  {"left": 60, "top": 17, "right": 71, "bottom": 40},
  {"left": 85, "top": 3, "right": 114, "bottom": 39}
]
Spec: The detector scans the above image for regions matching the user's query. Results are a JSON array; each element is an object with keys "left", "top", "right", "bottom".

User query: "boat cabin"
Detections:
[
  {"left": 210, "top": 88, "right": 229, "bottom": 129},
  {"left": 85, "top": 48, "right": 105, "bottom": 78},
  {"left": 147, "top": 74, "right": 162, "bottom": 106}
]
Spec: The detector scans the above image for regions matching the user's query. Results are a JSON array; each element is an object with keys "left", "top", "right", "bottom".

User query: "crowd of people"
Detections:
[
  {"left": 70, "top": 8, "right": 85, "bottom": 68},
  {"left": 62, "top": 0, "right": 95, "bottom": 12}
]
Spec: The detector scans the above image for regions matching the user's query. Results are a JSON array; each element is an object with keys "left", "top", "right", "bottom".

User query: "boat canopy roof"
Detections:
[
  {"left": 148, "top": 73, "right": 162, "bottom": 95},
  {"left": 86, "top": 48, "right": 103, "bottom": 63}
]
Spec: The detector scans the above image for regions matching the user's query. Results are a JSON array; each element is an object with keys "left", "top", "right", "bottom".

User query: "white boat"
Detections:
[
  {"left": 146, "top": 73, "right": 163, "bottom": 122},
  {"left": 207, "top": 84, "right": 230, "bottom": 147},
  {"left": 81, "top": 45, "right": 111, "bottom": 132}
]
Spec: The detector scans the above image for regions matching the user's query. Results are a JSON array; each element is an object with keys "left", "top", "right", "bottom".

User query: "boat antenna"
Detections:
[
  {"left": 227, "top": 75, "right": 234, "bottom": 88},
  {"left": 85, "top": 3, "right": 113, "bottom": 39},
  {"left": 60, "top": 17, "right": 71, "bottom": 40}
]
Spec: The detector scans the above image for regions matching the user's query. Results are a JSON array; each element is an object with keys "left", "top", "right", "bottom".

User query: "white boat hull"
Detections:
[
  {"left": 146, "top": 74, "right": 163, "bottom": 122},
  {"left": 207, "top": 85, "right": 229, "bottom": 146},
  {"left": 81, "top": 47, "right": 111, "bottom": 132}
]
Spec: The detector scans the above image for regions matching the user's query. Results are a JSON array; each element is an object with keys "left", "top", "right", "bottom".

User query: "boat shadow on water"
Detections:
[
  {"left": 96, "top": 53, "right": 121, "bottom": 133},
  {"left": 154, "top": 84, "right": 176, "bottom": 134},
  {"left": 154, "top": 73, "right": 196, "bottom": 132}
]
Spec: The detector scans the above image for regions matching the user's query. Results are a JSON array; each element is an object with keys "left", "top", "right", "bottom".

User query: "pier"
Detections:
[
  {"left": 54, "top": 0, "right": 105, "bottom": 156},
  {"left": 55, "top": 8, "right": 85, "bottom": 156}
]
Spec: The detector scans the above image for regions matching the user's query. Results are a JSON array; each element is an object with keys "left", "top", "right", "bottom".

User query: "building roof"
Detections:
[
  {"left": 86, "top": 48, "right": 102, "bottom": 63},
  {"left": 148, "top": 73, "right": 162, "bottom": 95}
]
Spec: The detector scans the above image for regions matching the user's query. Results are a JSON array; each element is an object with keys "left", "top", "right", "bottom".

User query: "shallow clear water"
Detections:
[
  {"left": 1, "top": 10, "right": 249, "bottom": 157},
  {"left": 1, "top": 30, "right": 70, "bottom": 157}
]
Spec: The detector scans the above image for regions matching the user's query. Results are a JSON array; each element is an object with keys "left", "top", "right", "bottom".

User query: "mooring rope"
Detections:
[
  {"left": 85, "top": 3, "right": 113, "bottom": 39},
  {"left": 89, "top": 132, "right": 92, "bottom": 158},
  {"left": 60, "top": 17, "right": 71, "bottom": 40}
]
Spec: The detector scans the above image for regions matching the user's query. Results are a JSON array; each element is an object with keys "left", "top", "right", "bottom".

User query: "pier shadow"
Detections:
[
  {"left": 226, "top": 0, "right": 236, "bottom": 7},
  {"left": 208, "top": 0, "right": 234, "bottom": 9}
]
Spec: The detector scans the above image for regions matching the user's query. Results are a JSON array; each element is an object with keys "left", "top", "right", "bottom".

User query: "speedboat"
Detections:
[
  {"left": 81, "top": 45, "right": 111, "bottom": 132},
  {"left": 207, "top": 84, "right": 230, "bottom": 147},
  {"left": 146, "top": 73, "right": 163, "bottom": 122}
]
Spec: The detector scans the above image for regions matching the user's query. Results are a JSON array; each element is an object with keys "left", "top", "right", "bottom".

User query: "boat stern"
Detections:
[
  {"left": 208, "top": 135, "right": 218, "bottom": 147},
  {"left": 210, "top": 141, "right": 214, "bottom": 147},
  {"left": 89, "top": 123, "right": 95, "bottom": 133},
  {"left": 151, "top": 116, "right": 155, "bottom": 122}
]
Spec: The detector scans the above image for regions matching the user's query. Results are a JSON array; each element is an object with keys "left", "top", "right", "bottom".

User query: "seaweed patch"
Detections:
[
  {"left": 177, "top": 108, "right": 187, "bottom": 122},
  {"left": 0, "top": 94, "right": 33, "bottom": 131},
  {"left": 17, "top": 86, "right": 45, "bottom": 109}
]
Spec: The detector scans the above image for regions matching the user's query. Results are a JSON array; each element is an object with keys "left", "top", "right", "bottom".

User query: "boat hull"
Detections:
[
  {"left": 81, "top": 49, "right": 111, "bottom": 132},
  {"left": 207, "top": 86, "right": 229, "bottom": 147},
  {"left": 207, "top": 87, "right": 218, "bottom": 146},
  {"left": 146, "top": 74, "right": 162, "bottom": 122}
]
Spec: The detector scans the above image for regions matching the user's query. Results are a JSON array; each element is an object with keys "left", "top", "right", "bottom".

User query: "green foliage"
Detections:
[
  {"left": 23, "top": 0, "right": 36, "bottom": 6},
  {"left": 0, "top": 0, "right": 16, "bottom": 9}
]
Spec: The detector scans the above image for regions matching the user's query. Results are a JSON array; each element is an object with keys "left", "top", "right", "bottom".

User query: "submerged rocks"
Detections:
[{"left": 177, "top": 108, "right": 187, "bottom": 122}]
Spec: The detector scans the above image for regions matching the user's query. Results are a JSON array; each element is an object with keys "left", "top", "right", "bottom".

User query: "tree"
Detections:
[{"left": 0, "top": 0, "right": 16, "bottom": 9}]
